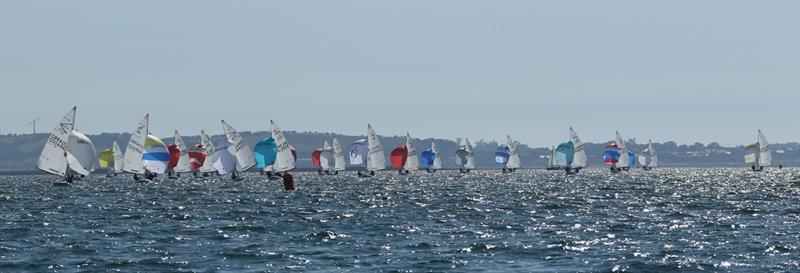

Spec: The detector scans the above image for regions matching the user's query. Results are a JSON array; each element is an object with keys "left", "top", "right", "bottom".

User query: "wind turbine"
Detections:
[{"left": 28, "top": 117, "right": 41, "bottom": 134}]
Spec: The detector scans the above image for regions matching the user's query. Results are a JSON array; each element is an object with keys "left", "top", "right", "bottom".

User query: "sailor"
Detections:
[
  {"left": 231, "top": 171, "right": 238, "bottom": 180},
  {"left": 283, "top": 172, "right": 295, "bottom": 190}
]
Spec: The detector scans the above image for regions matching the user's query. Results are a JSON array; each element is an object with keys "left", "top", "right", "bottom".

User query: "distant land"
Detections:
[{"left": 0, "top": 131, "right": 798, "bottom": 172}]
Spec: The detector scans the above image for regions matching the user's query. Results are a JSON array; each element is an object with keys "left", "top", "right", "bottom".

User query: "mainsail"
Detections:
[
  {"left": 332, "top": 137, "right": 346, "bottom": 171},
  {"left": 122, "top": 114, "right": 148, "bottom": 174},
  {"left": 367, "top": 125, "right": 386, "bottom": 171},
  {"left": 143, "top": 134, "right": 169, "bottom": 174},
  {"left": 615, "top": 131, "right": 629, "bottom": 168},
  {"left": 404, "top": 133, "right": 419, "bottom": 171},
  {"left": 221, "top": 120, "right": 256, "bottom": 171},
  {"left": 271, "top": 120, "right": 295, "bottom": 172},
  {"left": 37, "top": 107, "right": 76, "bottom": 177},
  {"left": 66, "top": 130, "right": 97, "bottom": 175},
  {"left": 112, "top": 140, "right": 124, "bottom": 172},
  {"left": 432, "top": 142, "right": 443, "bottom": 169},
  {"left": 758, "top": 130, "right": 772, "bottom": 167},
  {"left": 319, "top": 140, "right": 333, "bottom": 171},
  {"left": 198, "top": 130, "right": 216, "bottom": 173},
  {"left": 506, "top": 135, "right": 521, "bottom": 169},
  {"left": 173, "top": 130, "right": 192, "bottom": 173},
  {"left": 569, "top": 127, "right": 587, "bottom": 168},
  {"left": 464, "top": 138, "right": 476, "bottom": 170}
]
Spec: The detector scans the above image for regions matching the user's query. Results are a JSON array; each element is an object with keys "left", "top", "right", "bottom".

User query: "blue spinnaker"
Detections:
[
  {"left": 253, "top": 137, "right": 277, "bottom": 169},
  {"left": 603, "top": 150, "right": 621, "bottom": 165},
  {"left": 495, "top": 145, "right": 510, "bottom": 165},
  {"left": 555, "top": 141, "right": 574, "bottom": 167},
  {"left": 421, "top": 150, "right": 436, "bottom": 167},
  {"left": 628, "top": 151, "right": 637, "bottom": 167}
]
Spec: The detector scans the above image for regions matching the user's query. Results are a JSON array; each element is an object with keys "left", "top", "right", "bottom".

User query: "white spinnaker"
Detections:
[
  {"left": 570, "top": 127, "right": 587, "bottom": 168},
  {"left": 67, "top": 130, "right": 97, "bottom": 175},
  {"left": 648, "top": 140, "right": 658, "bottom": 167},
  {"left": 332, "top": 137, "right": 346, "bottom": 171},
  {"left": 320, "top": 140, "right": 332, "bottom": 171},
  {"left": 173, "top": 130, "right": 192, "bottom": 173},
  {"left": 112, "top": 140, "right": 124, "bottom": 172},
  {"left": 758, "top": 130, "right": 772, "bottom": 167},
  {"left": 199, "top": 130, "right": 216, "bottom": 173},
  {"left": 638, "top": 155, "right": 648, "bottom": 166},
  {"left": 432, "top": 142, "right": 443, "bottom": 169},
  {"left": 212, "top": 140, "right": 237, "bottom": 175},
  {"left": 222, "top": 120, "right": 256, "bottom": 171},
  {"left": 464, "top": 138, "right": 476, "bottom": 169},
  {"left": 403, "top": 133, "right": 419, "bottom": 171},
  {"left": 367, "top": 125, "right": 386, "bottom": 171},
  {"left": 506, "top": 135, "right": 521, "bottom": 169},
  {"left": 37, "top": 107, "right": 76, "bottom": 177},
  {"left": 615, "top": 131, "right": 629, "bottom": 168},
  {"left": 271, "top": 120, "right": 295, "bottom": 172},
  {"left": 122, "top": 114, "right": 148, "bottom": 174}
]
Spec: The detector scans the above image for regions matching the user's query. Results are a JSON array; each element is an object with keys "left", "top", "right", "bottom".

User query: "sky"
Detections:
[{"left": 1, "top": 1, "right": 798, "bottom": 147}]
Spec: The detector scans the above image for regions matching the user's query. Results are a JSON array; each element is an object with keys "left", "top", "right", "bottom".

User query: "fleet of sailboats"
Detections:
[{"left": 35, "top": 107, "right": 787, "bottom": 185}]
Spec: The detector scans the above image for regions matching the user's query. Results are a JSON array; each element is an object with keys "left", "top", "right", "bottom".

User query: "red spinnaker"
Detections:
[{"left": 390, "top": 145, "right": 408, "bottom": 169}]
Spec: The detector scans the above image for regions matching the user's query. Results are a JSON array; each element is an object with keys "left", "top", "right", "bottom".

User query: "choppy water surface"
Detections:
[{"left": 1, "top": 168, "right": 799, "bottom": 272}]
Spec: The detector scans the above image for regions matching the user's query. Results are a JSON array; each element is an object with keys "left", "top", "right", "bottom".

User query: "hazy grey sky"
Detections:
[{"left": 1, "top": 1, "right": 798, "bottom": 146}]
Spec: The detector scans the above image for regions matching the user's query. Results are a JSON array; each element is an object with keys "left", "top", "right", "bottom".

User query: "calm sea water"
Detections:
[{"left": 1, "top": 168, "right": 798, "bottom": 272}]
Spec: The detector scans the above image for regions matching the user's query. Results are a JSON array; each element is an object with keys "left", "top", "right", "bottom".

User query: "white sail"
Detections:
[
  {"left": 464, "top": 138, "right": 476, "bottom": 170},
  {"left": 403, "top": 133, "right": 419, "bottom": 171},
  {"left": 547, "top": 146, "right": 556, "bottom": 168},
  {"left": 66, "top": 130, "right": 97, "bottom": 175},
  {"left": 615, "top": 131, "right": 629, "bottom": 168},
  {"left": 221, "top": 120, "right": 256, "bottom": 171},
  {"left": 332, "top": 137, "right": 346, "bottom": 171},
  {"left": 367, "top": 125, "right": 386, "bottom": 171},
  {"left": 758, "top": 130, "right": 772, "bottom": 167},
  {"left": 37, "top": 107, "right": 76, "bottom": 177},
  {"left": 173, "top": 130, "right": 192, "bottom": 173},
  {"left": 122, "top": 114, "right": 148, "bottom": 174},
  {"left": 569, "top": 127, "right": 587, "bottom": 168},
  {"left": 506, "top": 135, "right": 521, "bottom": 169},
  {"left": 212, "top": 139, "right": 237, "bottom": 175},
  {"left": 432, "top": 142, "right": 443, "bottom": 169},
  {"left": 648, "top": 140, "right": 658, "bottom": 167},
  {"left": 112, "top": 140, "right": 124, "bottom": 172},
  {"left": 199, "top": 130, "right": 216, "bottom": 173},
  {"left": 270, "top": 120, "right": 295, "bottom": 172},
  {"left": 320, "top": 140, "right": 332, "bottom": 171}
]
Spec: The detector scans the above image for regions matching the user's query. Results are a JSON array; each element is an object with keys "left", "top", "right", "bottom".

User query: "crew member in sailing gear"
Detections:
[
  {"left": 283, "top": 172, "right": 295, "bottom": 190},
  {"left": 751, "top": 164, "right": 756, "bottom": 171},
  {"left": 231, "top": 172, "right": 239, "bottom": 180}
]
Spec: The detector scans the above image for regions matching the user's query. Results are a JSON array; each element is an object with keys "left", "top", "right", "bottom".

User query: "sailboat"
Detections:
[
  {"left": 639, "top": 140, "right": 658, "bottom": 170},
  {"left": 549, "top": 127, "right": 587, "bottom": 174},
  {"left": 143, "top": 134, "right": 170, "bottom": 179},
  {"left": 37, "top": 107, "right": 77, "bottom": 185},
  {"left": 545, "top": 146, "right": 560, "bottom": 170},
  {"left": 121, "top": 114, "right": 152, "bottom": 182},
  {"left": 188, "top": 143, "right": 207, "bottom": 175},
  {"left": 421, "top": 142, "right": 442, "bottom": 173},
  {"left": 349, "top": 138, "right": 368, "bottom": 173},
  {"left": 211, "top": 139, "right": 238, "bottom": 177},
  {"left": 270, "top": 120, "right": 296, "bottom": 178},
  {"left": 98, "top": 141, "right": 122, "bottom": 177},
  {"left": 390, "top": 144, "right": 408, "bottom": 173},
  {"left": 197, "top": 130, "right": 216, "bottom": 176},
  {"left": 359, "top": 124, "right": 386, "bottom": 177},
  {"left": 331, "top": 137, "right": 346, "bottom": 174},
  {"left": 403, "top": 133, "right": 419, "bottom": 174},
  {"left": 221, "top": 120, "right": 256, "bottom": 181},
  {"left": 613, "top": 131, "right": 637, "bottom": 172},
  {"left": 254, "top": 137, "right": 278, "bottom": 176},
  {"left": 506, "top": 135, "right": 521, "bottom": 172},
  {"left": 311, "top": 140, "right": 334, "bottom": 175},
  {"left": 456, "top": 138, "right": 476, "bottom": 173},
  {"left": 745, "top": 130, "right": 772, "bottom": 172},
  {"left": 166, "top": 130, "right": 192, "bottom": 178}
]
